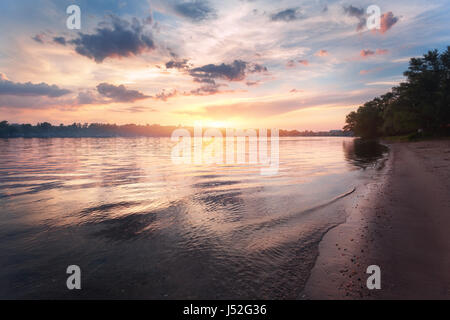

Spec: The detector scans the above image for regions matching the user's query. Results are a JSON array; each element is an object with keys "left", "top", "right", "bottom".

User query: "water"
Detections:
[{"left": 0, "top": 137, "right": 388, "bottom": 299}]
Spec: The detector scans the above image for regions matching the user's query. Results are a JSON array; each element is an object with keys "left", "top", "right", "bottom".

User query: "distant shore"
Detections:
[
  {"left": 0, "top": 121, "right": 352, "bottom": 138},
  {"left": 301, "top": 140, "right": 450, "bottom": 299}
]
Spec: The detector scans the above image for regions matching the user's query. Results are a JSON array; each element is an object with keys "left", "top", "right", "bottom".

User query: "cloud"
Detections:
[
  {"left": 286, "top": 60, "right": 296, "bottom": 68},
  {"left": 0, "top": 77, "right": 71, "bottom": 97},
  {"left": 32, "top": 34, "right": 44, "bottom": 44},
  {"left": 366, "top": 80, "right": 402, "bottom": 86},
  {"left": 379, "top": 12, "right": 398, "bottom": 33},
  {"left": 246, "top": 80, "right": 260, "bottom": 86},
  {"left": 360, "top": 67, "right": 383, "bottom": 75},
  {"left": 53, "top": 37, "right": 67, "bottom": 45},
  {"left": 154, "top": 89, "right": 178, "bottom": 101},
  {"left": 298, "top": 60, "right": 309, "bottom": 66},
  {"left": 110, "top": 106, "right": 158, "bottom": 113},
  {"left": 175, "top": 91, "right": 378, "bottom": 119},
  {"left": 271, "top": 8, "right": 303, "bottom": 22},
  {"left": 189, "top": 60, "right": 267, "bottom": 84},
  {"left": 286, "top": 59, "right": 309, "bottom": 68},
  {"left": 343, "top": 6, "right": 398, "bottom": 33},
  {"left": 190, "top": 60, "right": 247, "bottom": 81},
  {"left": 376, "top": 49, "right": 389, "bottom": 55},
  {"left": 360, "top": 49, "right": 375, "bottom": 57},
  {"left": 315, "top": 50, "right": 328, "bottom": 57},
  {"left": 165, "top": 59, "right": 191, "bottom": 70},
  {"left": 247, "top": 63, "right": 268, "bottom": 73},
  {"left": 76, "top": 90, "right": 104, "bottom": 105},
  {"left": 343, "top": 5, "right": 364, "bottom": 18},
  {"left": 175, "top": 99, "right": 305, "bottom": 118},
  {"left": 343, "top": 5, "right": 366, "bottom": 31},
  {"left": 173, "top": 1, "right": 216, "bottom": 22},
  {"left": 187, "top": 83, "right": 234, "bottom": 96},
  {"left": 69, "top": 15, "right": 155, "bottom": 63},
  {"left": 96, "top": 83, "right": 150, "bottom": 102},
  {"left": 360, "top": 49, "right": 389, "bottom": 57}
]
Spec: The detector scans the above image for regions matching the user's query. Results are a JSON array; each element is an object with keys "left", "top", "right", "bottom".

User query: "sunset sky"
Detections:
[{"left": 0, "top": 0, "right": 449, "bottom": 130}]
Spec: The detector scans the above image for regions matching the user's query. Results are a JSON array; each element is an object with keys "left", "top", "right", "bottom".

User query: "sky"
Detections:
[{"left": 0, "top": 0, "right": 449, "bottom": 130}]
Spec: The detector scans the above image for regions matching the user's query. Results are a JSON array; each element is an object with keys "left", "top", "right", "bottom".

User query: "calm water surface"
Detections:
[{"left": 0, "top": 137, "right": 387, "bottom": 299}]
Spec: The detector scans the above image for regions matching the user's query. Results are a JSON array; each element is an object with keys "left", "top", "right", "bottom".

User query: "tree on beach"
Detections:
[{"left": 344, "top": 46, "right": 450, "bottom": 138}]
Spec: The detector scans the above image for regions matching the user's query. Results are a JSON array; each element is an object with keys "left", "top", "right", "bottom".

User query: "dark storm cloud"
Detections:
[
  {"left": 174, "top": 1, "right": 216, "bottom": 22},
  {"left": 69, "top": 15, "right": 155, "bottom": 63},
  {"left": 0, "top": 78, "right": 71, "bottom": 97},
  {"left": 96, "top": 83, "right": 150, "bottom": 102},
  {"left": 270, "top": 8, "right": 303, "bottom": 22},
  {"left": 53, "top": 37, "right": 67, "bottom": 45}
]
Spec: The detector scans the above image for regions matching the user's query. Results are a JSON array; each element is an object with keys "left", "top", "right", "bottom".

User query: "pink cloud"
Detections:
[
  {"left": 286, "top": 59, "right": 309, "bottom": 68},
  {"left": 298, "top": 59, "right": 309, "bottom": 66},
  {"left": 360, "top": 49, "right": 375, "bottom": 57},
  {"left": 379, "top": 12, "right": 399, "bottom": 34},
  {"left": 315, "top": 50, "right": 329, "bottom": 57},
  {"left": 286, "top": 60, "right": 296, "bottom": 68},
  {"left": 376, "top": 49, "right": 389, "bottom": 55},
  {"left": 359, "top": 67, "right": 383, "bottom": 75},
  {"left": 360, "top": 49, "right": 389, "bottom": 58}
]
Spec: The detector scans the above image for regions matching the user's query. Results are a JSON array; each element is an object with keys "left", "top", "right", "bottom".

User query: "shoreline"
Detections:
[{"left": 300, "top": 140, "right": 450, "bottom": 299}]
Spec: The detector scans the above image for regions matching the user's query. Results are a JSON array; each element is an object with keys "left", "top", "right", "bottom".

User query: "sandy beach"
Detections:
[{"left": 301, "top": 140, "right": 450, "bottom": 299}]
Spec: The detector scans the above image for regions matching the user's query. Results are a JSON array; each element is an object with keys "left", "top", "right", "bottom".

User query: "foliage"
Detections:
[{"left": 344, "top": 47, "right": 450, "bottom": 139}]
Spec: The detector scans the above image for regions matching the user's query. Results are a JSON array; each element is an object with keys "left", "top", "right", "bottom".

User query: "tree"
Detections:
[{"left": 344, "top": 46, "right": 450, "bottom": 138}]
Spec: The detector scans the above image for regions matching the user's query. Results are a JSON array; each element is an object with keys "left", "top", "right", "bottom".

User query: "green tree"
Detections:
[{"left": 345, "top": 46, "right": 450, "bottom": 138}]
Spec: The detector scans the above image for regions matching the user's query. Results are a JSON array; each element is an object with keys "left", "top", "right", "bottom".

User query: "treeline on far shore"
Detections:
[
  {"left": 344, "top": 46, "right": 450, "bottom": 139},
  {"left": 0, "top": 121, "right": 352, "bottom": 138}
]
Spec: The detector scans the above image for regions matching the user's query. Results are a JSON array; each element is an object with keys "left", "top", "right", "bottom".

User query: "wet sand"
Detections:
[{"left": 301, "top": 140, "right": 450, "bottom": 299}]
